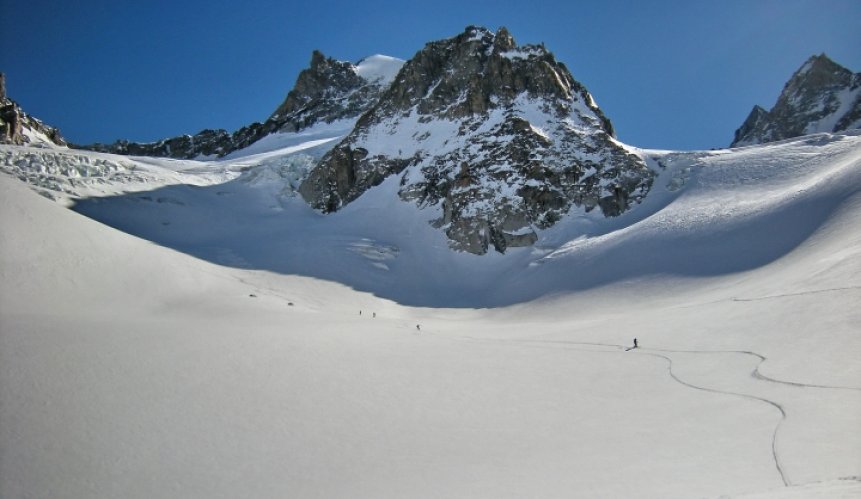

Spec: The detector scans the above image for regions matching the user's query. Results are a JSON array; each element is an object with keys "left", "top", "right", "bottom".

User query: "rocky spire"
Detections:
[
  {"left": 270, "top": 50, "right": 368, "bottom": 122},
  {"left": 731, "top": 54, "right": 861, "bottom": 146}
]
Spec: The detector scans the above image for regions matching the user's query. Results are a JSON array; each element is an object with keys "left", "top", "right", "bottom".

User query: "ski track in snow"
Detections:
[
  {"left": 639, "top": 349, "right": 790, "bottom": 487},
  {"left": 416, "top": 330, "right": 861, "bottom": 489},
  {"left": 730, "top": 285, "right": 861, "bottom": 302}
]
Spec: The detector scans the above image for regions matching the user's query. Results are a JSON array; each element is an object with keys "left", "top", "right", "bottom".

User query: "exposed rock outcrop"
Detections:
[
  {"left": 732, "top": 54, "right": 861, "bottom": 147},
  {"left": 0, "top": 73, "right": 67, "bottom": 147},
  {"left": 300, "top": 26, "right": 653, "bottom": 254}
]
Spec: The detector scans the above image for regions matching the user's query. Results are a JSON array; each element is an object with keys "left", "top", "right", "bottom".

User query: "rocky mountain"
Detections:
[
  {"left": 732, "top": 54, "right": 861, "bottom": 147},
  {"left": 0, "top": 73, "right": 67, "bottom": 147},
  {"left": 79, "top": 53, "right": 404, "bottom": 159},
  {"left": 300, "top": 26, "right": 653, "bottom": 254}
]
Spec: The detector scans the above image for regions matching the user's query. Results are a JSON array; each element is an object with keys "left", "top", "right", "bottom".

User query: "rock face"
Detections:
[
  {"left": 300, "top": 26, "right": 653, "bottom": 254},
  {"left": 79, "top": 52, "right": 404, "bottom": 159},
  {"left": 732, "top": 54, "right": 861, "bottom": 147},
  {"left": 270, "top": 51, "right": 400, "bottom": 128},
  {"left": 0, "top": 73, "right": 67, "bottom": 147}
]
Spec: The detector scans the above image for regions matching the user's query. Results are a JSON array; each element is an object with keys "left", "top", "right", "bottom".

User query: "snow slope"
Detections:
[
  {"left": 354, "top": 54, "right": 404, "bottom": 86},
  {"left": 23, "top": 129, "right": 857, "bottom": 308},
  {"left": 1, "top": 129, "right": 860, "bottom": 497}
]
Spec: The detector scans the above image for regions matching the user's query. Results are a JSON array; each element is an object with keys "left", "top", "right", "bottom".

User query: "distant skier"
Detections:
[
  {"left": 626, "top": 338, "right": 639, "bottom": 351},
  {"left": 633, "top": 338, "right": 638, "bottom": 349},
  {"left": 416, "top": 324, "right": 421, "bottom": 331},
  {"left": 373, "top": 312, "right": 376, "bottom": 318}
]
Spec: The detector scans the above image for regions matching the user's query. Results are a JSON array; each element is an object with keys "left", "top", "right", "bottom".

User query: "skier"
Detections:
[
  {"left": 633, "top": 338, "right": 638, "bottom": 349},
  {"left": 416, "top": 324, "right": 421, "bottom": 331}
]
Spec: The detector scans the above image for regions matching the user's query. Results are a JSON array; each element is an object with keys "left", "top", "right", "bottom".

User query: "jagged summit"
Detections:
[
  {"left": 732, "top": 53, "right": 861, "bottom": 146},
  {"left": 79, "top": 51, "right": 405, "bottom": 159},
  {"left": 374, "top": 26, "right": 614, "bottom": 134},
  {"left": 269, "top": 50, "right": 402, "bottom": 127},
  {"left": 300, "top": 26, "right": 652, "bottom": 254}
]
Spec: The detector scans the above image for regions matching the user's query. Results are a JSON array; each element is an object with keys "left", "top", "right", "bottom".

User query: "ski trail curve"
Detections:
[
  {"left": 647, "top": 347, "right": 861, "bottom": 392},
  {"left": 731, "top": 285, "right": 861, "bottom": 302},
  {"left": 637, "top": 349, "right": 790, "bottom": 487},
  {"left": 424, "top": 333, "right": 804, "bottom": 486}
]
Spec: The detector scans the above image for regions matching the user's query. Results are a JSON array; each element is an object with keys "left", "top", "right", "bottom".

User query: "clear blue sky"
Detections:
[{"left": 2, "top": 0, "right": 859, "bottom": 150}]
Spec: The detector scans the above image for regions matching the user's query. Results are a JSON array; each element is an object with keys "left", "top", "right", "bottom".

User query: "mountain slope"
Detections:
[
  {"left": 0, "top": 129, "right": 847, "bottom": 307},
  {"left": 301, "top": 26, "right": 653, "bottom": 254},
  {"left": 732, "top": 54, "right": 861, "bottom": 147}
]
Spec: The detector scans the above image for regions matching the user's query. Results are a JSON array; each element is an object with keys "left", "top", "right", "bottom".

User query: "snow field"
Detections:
[
  {"left": 2, "top": 131, "right": 861, "bottom": 497},
  {"left": 2, "top": 127, "right": 861, "bottom": 497}
]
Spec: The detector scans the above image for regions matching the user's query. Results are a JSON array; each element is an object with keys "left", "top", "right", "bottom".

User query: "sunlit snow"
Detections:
[{"left": 1, "top": 128, "right": 860, "bottom": 498}]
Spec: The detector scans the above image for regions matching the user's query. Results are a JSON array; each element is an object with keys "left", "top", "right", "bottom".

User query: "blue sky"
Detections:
[{"left": 2, "top": 0, "right": 859, "bottom": 150}]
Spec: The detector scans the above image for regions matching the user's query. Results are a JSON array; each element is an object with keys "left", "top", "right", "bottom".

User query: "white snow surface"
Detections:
[
  {"left": 21, "top": 125, "right": 64, "bottom": 147},
  {"left": 354, "top": 54, "right": 405, "bottom": 86},
  {"left": 2, "top": 129, "right": 861, "bottom": 498}
]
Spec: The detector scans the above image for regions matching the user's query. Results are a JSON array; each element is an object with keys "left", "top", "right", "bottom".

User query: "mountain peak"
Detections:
[
  {"left": 309, "top": 49, "right": 328, "bottom": 68},
  {"left": 797, "top": 53, "right": 840, "bottom": 75},
  {"left": 300, "top": 27, "right": 652, "bottom": 254},
  {"left": 787, "top": 52, "right": 852, "bottom": 91},
  {"left": 270, "top": 51, "right": 367, "bottom": 121},
  {"left": 454, "top": 25, "right": 517, "bottom": 50},
  {"left": 493, "top": 26, "right": 516, "bottom": 51},
  {"left": 731, "top": 54, "right": 861, "bottom": 147}
]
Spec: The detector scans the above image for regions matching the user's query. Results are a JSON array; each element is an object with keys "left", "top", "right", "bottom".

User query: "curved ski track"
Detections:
[{"left": 421, "top": 333, "right": 861, "bottom": 488}]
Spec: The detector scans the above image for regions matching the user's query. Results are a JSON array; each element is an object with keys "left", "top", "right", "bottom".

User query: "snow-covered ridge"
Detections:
[{"left": 354, "top": 54, "right": 404, "bottom": 86}]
